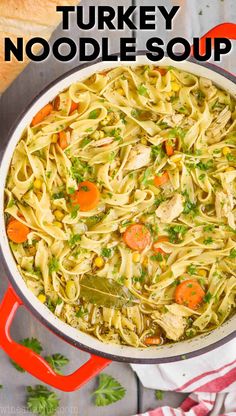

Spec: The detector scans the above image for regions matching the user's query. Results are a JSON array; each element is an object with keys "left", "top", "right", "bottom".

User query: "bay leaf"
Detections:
[{"left": 79, "top": 276, "right": 135, "bottom": 309}]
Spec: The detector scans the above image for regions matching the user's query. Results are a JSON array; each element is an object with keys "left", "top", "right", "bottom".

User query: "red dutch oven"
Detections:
[{"left": 0, "top": 23, "right": 235, "bottom": 392}]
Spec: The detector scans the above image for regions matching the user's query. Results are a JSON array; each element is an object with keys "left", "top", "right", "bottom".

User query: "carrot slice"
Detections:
[
  {"left": 31, "top": 103, "right": 53, "bottom": 127},
  {"left": 58, "top": 131, "right": 68, "bottom": 150},
  {"left": 123, "top": 224, "right": 151, "bottom": 252},
  {"left": 69, "top": 100, "right": 78, "bottom": 115},
  {"left": 175, "top": 279, "right": 205, "bottom": 310},
  {"left": 153, "top": 236, "right": 169, "bottom": 255},
  {"left": 154, "top": 171, "right": 169, "bottom": 187},
  {"left": 154, "top": 67, "right": 167, "bottom": 76},
  {"left": 71, "top": 181, "right": 100, "bottom": 212},
  {"left": 145, "top": 336, "right": 161, "bottom": 346},
  {"left": 165, "top": 140, "right": 175, "bottom": 156},
  {"left": 7, "top": 219, "right": 30, "bottom": 243}
]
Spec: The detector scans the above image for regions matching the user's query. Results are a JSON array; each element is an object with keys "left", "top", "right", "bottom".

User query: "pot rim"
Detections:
[{"left": 1, "top": 52, "right": 236, "bottom": 364}]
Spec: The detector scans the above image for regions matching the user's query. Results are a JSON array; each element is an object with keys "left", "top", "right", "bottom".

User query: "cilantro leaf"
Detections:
[
  {"left": 11, "top": 338, "right": 43, "bottom": 372},
  {"left": 45, "top": 354, "right": 69, "bottom": 375},
  {"left": 26, "top": 385, "right": 59, "bottom": 416},
  {"left": 92, "top": 374, "right": 126, "bottom": 406}
]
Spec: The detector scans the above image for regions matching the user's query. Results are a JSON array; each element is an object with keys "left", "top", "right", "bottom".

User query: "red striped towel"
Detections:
[{"left": 131, "top": 339, "right": 236, "bottom": 415}]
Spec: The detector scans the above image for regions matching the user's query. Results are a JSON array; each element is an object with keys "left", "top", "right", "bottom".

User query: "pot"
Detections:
[{"left": 0, "top": 23, "right": 236, "bottom": 392}]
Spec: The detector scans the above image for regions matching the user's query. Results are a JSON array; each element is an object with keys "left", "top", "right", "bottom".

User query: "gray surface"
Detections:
[{"left": 0, "top": 0, "right": 234, "bottom": 414}]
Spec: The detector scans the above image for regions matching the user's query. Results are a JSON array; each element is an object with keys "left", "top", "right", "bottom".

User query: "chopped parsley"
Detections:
[
  {"left": 187, "top": 264, "right": 197, "bottom": 275},
  {"left": 76, "top": 307, "right": 88, "bottom": 318},
  {"left": 229, "top": 248, "right": 236, "bottom": 259},
  {"left": 48, "top": 257, "right": 59, "bottom": 274},
  {"left": 203, "top": 237, "right": 213, "bottom": 245},
  {"left": 69, "top": 234, "right": 81, "bottom": 247},
  {"left": 68, "top": 187, "right": 76, "bottom": 194},
  {"left": 168, "top": 127, "right": 186, "bottom": 140},
  {"left": 80, "top": 137, "right": 92, "bottom": 148},
  {"left": 204, "top": 292, "right": 213, "bottom": 303},
  {"left": 196, "top": 160, "right": 213, "bottom": 171},
  {"left": 101, "top": 248, "right": 112, "bottom": 258},
  {"left": 166, "top": 225, "right": 188, "bottom": 243},
  {"left": 151, "top": 145, "right": 164, "bottom": 160},
  {"left": 151, "top": 252, "right": 163, "bottom": 262},
  {"left": 52, "top": 191, "right": 65, "bottom": 200},
  {"left": 137, "top": 84, "right": 148, "bottom": 96},
  {"left": 203, "top": 224, "right": 215, "bottom": 232},
  {"left": 183, "top": 194, "right": 198, "bottom": 216},
  {"left": 89, "top": 109, "right": 99, "bottom": 119}
]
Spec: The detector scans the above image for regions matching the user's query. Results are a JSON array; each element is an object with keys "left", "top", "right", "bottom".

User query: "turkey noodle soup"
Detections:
[{"left": 5, "top": 65, "right": 236, "bottom": 348}]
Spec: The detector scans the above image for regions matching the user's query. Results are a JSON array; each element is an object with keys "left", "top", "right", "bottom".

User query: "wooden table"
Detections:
[{"left": 0, "top": 0, "right": 235, "bottom": 414}]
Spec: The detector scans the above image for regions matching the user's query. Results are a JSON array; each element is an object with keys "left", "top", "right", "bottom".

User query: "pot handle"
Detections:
[
  {"left": 0, "top": 287, "right": 111, "bottom": 391},
  {"left": 191, "top": 22, "right": 236, "bottom": 55}
]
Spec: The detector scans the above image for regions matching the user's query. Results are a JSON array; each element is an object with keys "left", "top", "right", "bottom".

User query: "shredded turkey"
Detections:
[
  {"left": 155, "top": 193, "right": 184, "bottom": 223},
  {"left": 153, "top": 311, "right": 186, "bottom": 341},
  {"left": 215, "top": 190, "right": 235, "bottom": 228},
  {"left": 125, "top": 144, "right": 151, "bottom": 171}
]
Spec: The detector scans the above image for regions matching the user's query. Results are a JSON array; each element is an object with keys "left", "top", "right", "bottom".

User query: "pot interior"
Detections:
[{"left": 1, "top": 55, "right": 236, "bottom": 362}]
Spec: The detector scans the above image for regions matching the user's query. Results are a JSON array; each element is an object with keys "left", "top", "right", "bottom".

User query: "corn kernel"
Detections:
[
  {"left": 171, "top": 82, "right": 180, "bottom": 92},
  {"left": 140, "top": 137, "right": 148, "bottom": 145},
  {"left": 38, "top": 294, "right": 46, "bottom": 303},
  {"left": 142, "top": 256, "right": 148, "bottom": 268},
  {"left": 94, "top": 256, "right": 105, "bottom": 268},
  {"left": 117, "top": 88, "right": 125, "bottom": 96},
  {"left": 133, "top": 253, "right": 141, "bottom": 263},
  {"left": 54, "top": 210, "right": 64, "bottom": 221},
  {"left": 166, "top": 91, "right": 174, "bottom": 97},
  {"left": 91, "top": 131, "right": 100, "bottom": 140},
  {"left": 66, "top": 280, "right": 77, "bottom": 299},
  {"left": 226, "top": 167, "right": 235, "bottom": 172},
  {"left": 53, "top": 221, "right": 63, "bottom": 228},
  {"left": 99, "top": 130, "right": 105, "bottom": 139},
  {"left": 34, "top": 179, "right": 42, "bottom": 190},
  {"left": 223, "top": 147, "right": 231, "bottom": 156},
  {"left": 51, "top": 133, "right": 58, "bottom": 143},
  {"left": 198, "top": 269, "right": 207, "bottom": 277}
]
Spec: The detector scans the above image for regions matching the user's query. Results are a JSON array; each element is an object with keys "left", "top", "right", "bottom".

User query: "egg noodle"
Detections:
[{"left": 5, "top": 65, "right": 236, "bottom": 347}]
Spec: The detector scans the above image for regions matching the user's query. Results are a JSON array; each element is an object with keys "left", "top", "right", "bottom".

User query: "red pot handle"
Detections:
[
  {"left": 191, "top": 22, "right": 236, "bottom": 55},
  {"left": 0, "top": 287, "right": 111, "bottom": 391}
]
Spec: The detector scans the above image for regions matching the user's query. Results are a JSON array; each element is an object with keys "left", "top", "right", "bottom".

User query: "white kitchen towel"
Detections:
[{"left": 131, "top": 338, "right": 236, "bottom": 415}]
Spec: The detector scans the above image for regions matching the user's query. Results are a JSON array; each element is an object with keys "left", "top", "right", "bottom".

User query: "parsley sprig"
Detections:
[
  {"left": 92, "top": 374, "right": 126, "bottom": 406},
  {"left": 45, "top": 354, "right": 69, "bottom": 375},
  {"left": 26, "top": 385, "right": 59, "bottom": 416}
]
